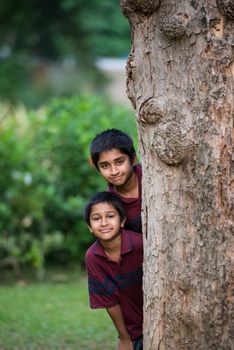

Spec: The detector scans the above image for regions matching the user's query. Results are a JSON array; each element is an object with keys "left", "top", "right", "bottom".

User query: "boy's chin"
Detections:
[
  {"left": 109, "top": 177, "right": 125, "bottom": 186},
  {"left": 110, "top": 181, "right": 125, "bottom": 187}
]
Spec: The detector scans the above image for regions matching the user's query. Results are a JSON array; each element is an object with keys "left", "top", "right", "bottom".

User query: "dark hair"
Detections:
[
  {"left": 84, "top": 191, "right": 126, "bottom": 226},
  {"left": 90, "top": 128, "right": 136, "bottom": 170}
]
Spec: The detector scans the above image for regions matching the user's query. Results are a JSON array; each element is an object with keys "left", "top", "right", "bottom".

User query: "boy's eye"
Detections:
[
  {"left": 91, "top": 216, "right": 100, "bottom": 221},
  {"left": 100, "top": 163, "right": 109, "bottom": 169},
  {"left": 116, "top": 159, "right": 124, "bottom": 165}
]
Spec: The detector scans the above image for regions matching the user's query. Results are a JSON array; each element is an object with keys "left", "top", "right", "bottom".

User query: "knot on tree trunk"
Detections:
[
  {"left": 139, "top": 97, "right": 164, "bottom": 124},
  {"left": 153, "top": 121, "right": 194, "bottom": 165},
  {"left": 160, "top": 13, "right": 189, "bottom": 39},
  {"left": 121, "top": 0, "right": 160, "bottom": 17},
  {"left": 217, "top": 0, "right": 234, "bottom": 19}
]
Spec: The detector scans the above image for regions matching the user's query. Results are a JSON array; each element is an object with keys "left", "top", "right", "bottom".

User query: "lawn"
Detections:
[{"left": 0, "top": 270, "right": 116, "bottom": 350}]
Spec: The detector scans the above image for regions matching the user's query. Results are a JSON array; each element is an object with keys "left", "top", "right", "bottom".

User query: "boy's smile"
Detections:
[
  {"left": 97, "top": 149, "right": 135, "bottom": 188},
  {"left": 89, "top": 202, "right": 125, "bottom": 243}
]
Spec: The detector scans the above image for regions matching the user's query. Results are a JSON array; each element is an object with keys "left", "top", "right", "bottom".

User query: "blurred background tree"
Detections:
[
  {"left": 0, "top": 1, "right": 136, "bottom": 278},
  {"left": 0, "top": 0, "right": 130, "bottom": 107}
]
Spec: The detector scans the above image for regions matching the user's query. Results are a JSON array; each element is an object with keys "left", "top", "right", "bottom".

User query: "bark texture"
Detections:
[{"left": 121, "top": 0, "right": 234, "bottom": 349}]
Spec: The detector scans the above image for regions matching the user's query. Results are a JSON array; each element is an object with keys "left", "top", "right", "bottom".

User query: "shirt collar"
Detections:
[{"left": 93, "top": 229, "right": 133, "bottom": 258}]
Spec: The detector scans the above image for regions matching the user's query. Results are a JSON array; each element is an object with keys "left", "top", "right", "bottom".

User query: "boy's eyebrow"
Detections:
[
  {"left": 98, "top": 156, "right": 126, "bottom": 165},
  {"left": 98, "top": 161, "right": 109, "bottom": 165}
]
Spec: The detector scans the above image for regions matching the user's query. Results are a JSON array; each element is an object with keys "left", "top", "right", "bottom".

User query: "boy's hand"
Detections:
[{"left": 116, "top": 336, "right": 134, "bottom": 350}]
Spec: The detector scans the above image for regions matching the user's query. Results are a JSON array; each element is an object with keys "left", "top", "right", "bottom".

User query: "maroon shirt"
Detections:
[
  {"left": 108, "top": 164, "right": 142, "bottom": 233},
  {"left": 85, "top": 229, "right": 143, "bottom": 341}
]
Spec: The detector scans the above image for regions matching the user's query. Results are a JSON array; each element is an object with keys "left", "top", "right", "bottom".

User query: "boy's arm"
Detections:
[{"left": 106, "top": 304, "right": 134, "bottom": 350}]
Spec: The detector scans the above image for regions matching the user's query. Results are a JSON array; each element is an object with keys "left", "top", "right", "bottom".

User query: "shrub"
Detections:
[{"left": 0, "top": 95, "right": 137, "bottom": 272}]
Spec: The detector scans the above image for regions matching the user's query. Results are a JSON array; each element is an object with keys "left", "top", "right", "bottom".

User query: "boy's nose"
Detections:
[
  {"left": 110, "top": 165, "right": 119, "bottom": 175},
  {"left": 101, "top": 218, "right": 108, "bottom": 226}
]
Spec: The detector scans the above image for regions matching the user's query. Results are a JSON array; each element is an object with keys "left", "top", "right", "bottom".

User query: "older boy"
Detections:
[
  {"left": 90, "top": 128, "right": 142, "bottom": 233},
  {"left": 84, "top": 191, "right": 143, "bottom": 350}
]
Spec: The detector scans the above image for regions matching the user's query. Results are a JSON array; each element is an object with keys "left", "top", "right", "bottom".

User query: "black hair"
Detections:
[
  {"left": 83, "top": 191, "right": 126, "bottom": 226},
  {"left": 90, "top": 128, "right": 136, "bottom": 170}
]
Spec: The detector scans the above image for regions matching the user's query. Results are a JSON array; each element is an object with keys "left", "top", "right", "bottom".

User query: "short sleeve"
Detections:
[{"left": 86, "top": 254, "right": 119, "bottom": 309}]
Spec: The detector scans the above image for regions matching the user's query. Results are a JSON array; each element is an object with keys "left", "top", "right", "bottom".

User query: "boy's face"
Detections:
[
  {"left": 89, "top": 202, "right": 125, "bottom": 242},
  {"left": 97, "top": 149, "right": 135, "bottom": 187}
]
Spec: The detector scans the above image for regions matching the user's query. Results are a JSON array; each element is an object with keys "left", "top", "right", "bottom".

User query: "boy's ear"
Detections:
[
  {"left": 88, "top": 226, "right": 93, "bottom": 233},
  {"left": 88, "top": 157, "right": 100, "bottom": 172},
  {"left": 120, "top": 218, "right": 126, "bottom": 228}
]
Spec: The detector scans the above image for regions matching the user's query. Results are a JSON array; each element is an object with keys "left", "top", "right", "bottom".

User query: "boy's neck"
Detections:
[
  {"left": 101, "top": 234, "right": 122, "bottom": 263},
  {"left": 114, "top": 170, "right": 138, "bottom": 198}
]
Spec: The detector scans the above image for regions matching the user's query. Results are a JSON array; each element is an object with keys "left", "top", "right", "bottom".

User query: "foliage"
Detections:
[
  {"left": 0, "top": 0, "right": 130, "bottom": 105},
  {"left": 0, "top": 95, "right": 137, "bottom": 272},
  {"left": 0, "top": 274, "right": 116, "bottom": 349}
]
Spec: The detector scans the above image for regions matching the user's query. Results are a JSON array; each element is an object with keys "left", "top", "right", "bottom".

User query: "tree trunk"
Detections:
[{"left": 120, "top": 1, "right": 233, "bottom": 349}]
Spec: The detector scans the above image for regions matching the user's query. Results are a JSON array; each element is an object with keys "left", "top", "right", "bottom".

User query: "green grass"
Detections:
[{"left": 0, "top": 271, "right": 116, "bottom": 350}]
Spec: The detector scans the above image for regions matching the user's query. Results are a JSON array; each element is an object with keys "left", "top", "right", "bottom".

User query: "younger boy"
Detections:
[
  {"left": 90, "top": 128, "right": 142, "bottom": 233},
  {"left": 84, "top": 191, "right": 143, "bottom": 350}
]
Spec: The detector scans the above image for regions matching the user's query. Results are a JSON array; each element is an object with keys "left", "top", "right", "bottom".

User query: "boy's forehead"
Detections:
[
  {"left": 90, "top": 201, "right": 117, "bottom": 214},
  {"left": 98, "top": 149, "right": 128, "bottom": 162}
]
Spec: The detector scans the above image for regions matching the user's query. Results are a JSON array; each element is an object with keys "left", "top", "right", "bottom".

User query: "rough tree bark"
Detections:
[{"left": 120, "top": 1, "right": 233, "bottom": 349}]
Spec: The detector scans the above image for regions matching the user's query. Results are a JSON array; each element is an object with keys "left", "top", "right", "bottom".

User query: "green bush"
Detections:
[{"left": 0, "top": 95, "right": 137, "bottom": 272}]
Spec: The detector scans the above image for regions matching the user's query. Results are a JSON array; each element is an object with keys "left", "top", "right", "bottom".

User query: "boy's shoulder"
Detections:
[
  {"left": 122, "top": 228, "right": 142, "bottom": 236},
  {"left": 135, "top": 163, "right": 142, "bottom": 181},
  {"left": 85, "top": 240, "right": 101, "bottom": 261},
  {"left": 121, "top": 229, "right": 143, "bottom": 247},
  {"left": 135, "top": 163, "right": 142, "bottom": 171},
  {"left": 121, "top": 230, "right": 143, "bottom": 265}
]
